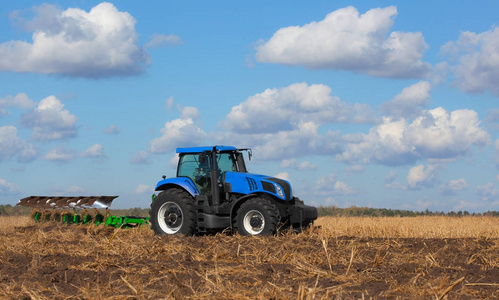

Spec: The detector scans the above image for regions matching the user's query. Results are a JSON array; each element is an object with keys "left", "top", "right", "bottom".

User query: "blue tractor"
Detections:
[{"left": 149, "top": 146, "right": 318, "bottom": 236}]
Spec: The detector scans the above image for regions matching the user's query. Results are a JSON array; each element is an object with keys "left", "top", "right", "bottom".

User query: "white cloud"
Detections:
[
  {"left": 281, "top": 159, "right": 296, "bottom": 168},
  {"left": 344, "top": 165, "right": 364, "bottom": 173},
  {"left": 255, "top": 6, "right": 430, "bottom": 78},
  {"left": 165, "top": 97, "right": 175, "bottom": 110},
  {"left": 21, "top": 95, "right": 77, "bottom": 141},
  {"left": 274, "top": 172, "right": 290, "bottom": 181},
  {"left": 407, "top": 164, "right": 440, "bottom": 190},
  {"left": 43, "top": 144, "right": 73, "bottom": 163},
  {"left": 315, "top": 173, "right": 357, "bottom": 197},
  {"left": 475, "top": 183, "right": 498, "bottom": 202},
  {"left": 145, "top": 33, "right": 182, "bottom": 48},
  {"left": 441, "top": 27, "right": 499, "bottom": 96},
  {"left": 149, "top": 118, "right": 206, "bottom": 154},
  {"left": 486, "top": 108, "right": 499, "bottom": 131},
  {"left": 380, "top": 81, "right": 431, "bottom": 118},
  {"left": 221, "top": 122, "right": 341, "bottom": 161},
  {"left": 384, "top": 170, "right": 405, "bottom": 189},
  {"left": 180, "top": 106, "right": 201, "bottom": 120},
  {"left": 80, "top": 144, "right": 104, "bottom": 158},
  {"left": 222, "top": 83, "right": 373, "bottom": 134},
  {"left": 279, "top": 159, "right": 316, "bottom": 170},
  {"left": 0, "top": 125, "right": 37, "bottom": 163},
  {"left": 406, "top": 108, "right": 490, "bottom": 158},
  {"left": 103, "top": 125, "right": 121, "bottom": 135},
  {"left": 439, "top": 178, "right": 468, "bottom": 196},
  {"left": 495, "top": 139, "right": 499, "bottom": 169},
  {"left": 217, "top": 83, "right": 367, "bottom": 161},
  {"left": 0, "top": 93, "right": 35, "bottom": 117},
  {"left": 334, "top": 181, "right": 357, "bottom": 195},
  {"left": 1, "top": 2, "right": 149, "bottom": 78},
  {"left": 297, "top": 161, "right": 317, "bottom": 171},
  {"left": 338, "top": 107, "right": 490, "bottom": 166},
  {"left": 131, "top": 151, "right": 151, "bottom": 164},
  {"left": 0, "top": 178, "right": 22, "bottom": 195},
  {"left": 135, "top": 184, "right": 152, "bottom": 194}
]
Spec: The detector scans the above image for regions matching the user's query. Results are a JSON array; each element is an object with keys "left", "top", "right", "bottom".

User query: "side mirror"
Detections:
[{"left": 199, "top": 153, "right": 206, "bottom": 164}]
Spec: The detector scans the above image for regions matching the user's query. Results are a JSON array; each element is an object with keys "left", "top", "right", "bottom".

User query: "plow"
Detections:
[{"left": 17, "top": 196, "right": 149, "bottom": 228}]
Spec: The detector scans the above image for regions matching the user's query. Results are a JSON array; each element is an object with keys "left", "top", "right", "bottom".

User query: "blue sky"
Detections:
[{"left": 0, "top": 1, "right": 498, "bottom": 211}]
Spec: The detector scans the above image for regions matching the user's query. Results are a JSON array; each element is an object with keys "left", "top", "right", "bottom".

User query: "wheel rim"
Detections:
[
  {"left": 243, "top": 210, "right": 265, "bottom": 235},
  {"left": 157, "top": 201, "right": 183, "bottom": 234}
]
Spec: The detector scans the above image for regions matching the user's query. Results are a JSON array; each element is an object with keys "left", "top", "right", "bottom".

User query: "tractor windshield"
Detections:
[{"left": 216, "top": 152, "right": 238, "bottom": 173}]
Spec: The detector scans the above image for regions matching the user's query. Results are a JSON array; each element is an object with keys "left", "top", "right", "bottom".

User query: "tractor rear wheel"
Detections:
[
  {"left": 234, "top": 198, "right": 279, "bottom": 236},
  {"left": 150, "top": 188, "right": 197, "bottom": 235}
]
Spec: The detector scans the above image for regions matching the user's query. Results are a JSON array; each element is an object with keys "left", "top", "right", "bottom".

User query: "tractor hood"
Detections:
[{"left": 224, "top": 172, "right": 293, "bottom": 201}]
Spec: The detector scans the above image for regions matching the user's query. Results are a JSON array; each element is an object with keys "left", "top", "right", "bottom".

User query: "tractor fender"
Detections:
[
  {"left": 229, "top": 193, "right": 257, "bottom": 226},
  {"left": 155, "top": 177, "right": 199, "bottom": 198}
]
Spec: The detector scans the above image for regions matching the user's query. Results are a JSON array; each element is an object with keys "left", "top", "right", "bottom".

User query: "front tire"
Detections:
[
  {"left": 149, "top": 189, "right": 197, "bottom": 235},
  {"left": 234, "top": 198, "right": 279, "bottom": 236}
]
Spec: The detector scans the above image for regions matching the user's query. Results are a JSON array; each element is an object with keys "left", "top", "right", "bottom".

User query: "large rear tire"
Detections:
[
  {"left": 234, "top": 198, "right": 279, "bottom": 236},
  {"left": 149, "top": 189, "right": 197, "bottom": 235}
]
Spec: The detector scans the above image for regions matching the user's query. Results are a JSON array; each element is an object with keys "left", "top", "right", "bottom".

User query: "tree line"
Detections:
[
  {"left": 1, "top": 204, "right": 498, "bottom": 217},
  {"left": 317, "top": 206, "right": 499, "bottom": 217}
]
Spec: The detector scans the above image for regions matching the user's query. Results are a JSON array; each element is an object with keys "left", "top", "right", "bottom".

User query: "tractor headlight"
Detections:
[{"left": 275, "top": 184, "right": 284, "bottom": 199}]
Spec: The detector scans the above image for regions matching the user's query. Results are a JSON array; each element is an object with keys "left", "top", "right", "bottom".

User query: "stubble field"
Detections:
[{"left": 0, "top": 215, "right": 498, "bottom": 299}]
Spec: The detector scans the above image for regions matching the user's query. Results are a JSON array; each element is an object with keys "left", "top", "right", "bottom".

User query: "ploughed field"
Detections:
[{"left": 0, "top": 216, "right": 498, "bottom": 299}]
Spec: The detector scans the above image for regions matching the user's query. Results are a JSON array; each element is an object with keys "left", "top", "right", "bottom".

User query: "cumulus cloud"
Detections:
[
  {"left": 0, "top": 178, "right": 22, "bottom": 195},
  {"left": 1, "top": 2, "right": 149, "bottom": 78},
  {"left": 439, "top": 178, "right": 468, "bottom": 196},
  {"left": 255, "top": 6, "right": 430, "bottom": 78},
  {"left": 149, "top": 108, "right": 206, "bottom": 154},
  {"left": 217, "top": 82, "right": 371, "bottom": 160},
  {"left": 135, "top": 184, "right": 152, "bottom": 194},
  {"left": 281, "top": 159, "right": 296, "bottom": 168},
  {"left": 80, "top": 144, "right": 104, "bottom": 158},
  {"left": 338, "top": 107, "right": 490, "bottom": 166},
  {"left": 297, "top": 161, "right": 317, "bottom": 171},
  {"left": 43, "top": 144, "right": 74, "bottom": 163},
  {"left": 273, "top": 172, "right": 290, "bottom": 181},
  {"left": 222, "top": 83, "right": 373, "bottom": 134},
  {"left": 0, "top": 93, "right": 35, "bottom": 117},
  {"left": 145, "top": 33, "right": 182, "bottom": 48},
  {"left": 21, "top": 95, "right": 77, "bottom": 141},
  {"left": 485, "top": 108, "right": 499, "bottom": 131},
  {"left": 407, "top": 164, "right": 440, "bottom": 190},
  {"left": 0, "top": 125, "right": 37, "bottom": 163},
  {"left": 103, "top": 125, "right": 121, "bottom": 135},
  {"left": 380, "top": 81, "right": 431, "bottom": 118},
  {"left": 131, "top": 151, "right": 151, "bottom": 165},
  {"left": 475, "top": 183, "right": 498, "bottom": 202},
  {"left": 315, "top": 173, "right": 357, "bottom": 197},
  {"left": 279, "top": 159, "right": 316, "bottom": 170},
  {"left": 441, "top": 27, "right": 499, "bottom": 96}
]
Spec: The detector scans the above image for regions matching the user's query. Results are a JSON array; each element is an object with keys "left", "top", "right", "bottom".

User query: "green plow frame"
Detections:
[{"left": 21, "top": 196, "right": 149, "bottom": 228}]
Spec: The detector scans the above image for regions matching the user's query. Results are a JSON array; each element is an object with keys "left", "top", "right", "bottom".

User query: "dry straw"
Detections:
[{"left": 0, "top": 215, "right": 497, "bottom": 299}]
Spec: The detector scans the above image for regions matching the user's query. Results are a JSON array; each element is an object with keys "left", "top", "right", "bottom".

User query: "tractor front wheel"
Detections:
[
  {"left": 149, "top": 189, "right": 196, "bottom": 235},
  {"left": 234, "top": 198, "right": 279, "bottom": 236}
]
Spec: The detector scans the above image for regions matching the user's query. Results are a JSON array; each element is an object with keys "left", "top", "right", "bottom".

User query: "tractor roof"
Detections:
[{"left": 176, "top": 146, "right": 237, "bottom": 154}]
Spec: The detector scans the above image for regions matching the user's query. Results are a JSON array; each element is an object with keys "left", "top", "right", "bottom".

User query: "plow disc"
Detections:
[
  {"left": 17, "top": 196, "right": 149, "bottom": 228},
  {"left": 17, "top": 196, "right": 118, "bottom": 209}
]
